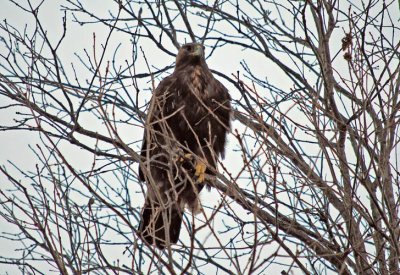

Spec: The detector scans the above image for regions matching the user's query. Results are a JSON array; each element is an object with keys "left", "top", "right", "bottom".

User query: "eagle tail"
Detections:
[{"left": 139, "top": 200, "right": 183, "bottom": 249}]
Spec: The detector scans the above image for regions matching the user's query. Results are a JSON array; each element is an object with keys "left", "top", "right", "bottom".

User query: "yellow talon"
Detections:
[
  {"left": 184, "top": 153, "right": 193, "bottom": 160},
  {"left": 179, "top": 153, "right": 193, "bottom": 162},
  {"left": 195, "top": 161, "right": 207, "bottom": 183}
]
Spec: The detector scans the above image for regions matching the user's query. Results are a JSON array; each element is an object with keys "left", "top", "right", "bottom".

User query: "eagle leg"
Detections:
[{"left": 194, "top": 160, "right": 207, "bottom": 183}]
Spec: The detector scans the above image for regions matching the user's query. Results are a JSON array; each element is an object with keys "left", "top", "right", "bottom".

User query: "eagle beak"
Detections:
[{"left": 193, "top": 44, "right": 204, "bottom": 56}]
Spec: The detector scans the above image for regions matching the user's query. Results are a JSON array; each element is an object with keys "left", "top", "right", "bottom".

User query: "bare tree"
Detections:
[{"left": 0, "top": 0, "right": 399, "bottom": 274}]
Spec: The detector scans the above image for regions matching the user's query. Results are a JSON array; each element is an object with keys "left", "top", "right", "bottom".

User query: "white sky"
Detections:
[
  {"left": 0, "top": 0, "right": 335, "bottom": 274},
  {"left": 1, "top": 0, "right": 398, "bottom": 274}
]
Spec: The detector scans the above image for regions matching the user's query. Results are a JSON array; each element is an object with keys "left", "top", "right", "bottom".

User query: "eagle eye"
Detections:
[{"left": 185, "top": 45, "right": 192, "bottom": 51}]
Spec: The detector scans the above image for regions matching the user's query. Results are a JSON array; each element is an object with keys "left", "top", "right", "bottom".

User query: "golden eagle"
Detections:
[{"left": 138, "top": 43, "right": 231, "bottom": 248}]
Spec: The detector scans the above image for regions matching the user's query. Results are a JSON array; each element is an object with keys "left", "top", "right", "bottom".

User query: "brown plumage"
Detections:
[{"left": 138, "top": 43, "right": 231, "bottom": 249}]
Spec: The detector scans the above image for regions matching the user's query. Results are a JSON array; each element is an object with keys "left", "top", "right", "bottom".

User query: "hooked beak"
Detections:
[{"left": 193, "top": 44, "right": 204, "bottom": 57}]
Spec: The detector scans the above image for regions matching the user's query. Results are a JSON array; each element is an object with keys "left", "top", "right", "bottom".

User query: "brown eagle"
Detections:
[{"left": 138, "top": 43, "right": 231, "bottom": 249}]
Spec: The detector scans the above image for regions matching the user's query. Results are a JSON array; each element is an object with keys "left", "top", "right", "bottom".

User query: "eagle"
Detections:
[{"left": 138, "top": 43, "right": 231, "bottom": 249}]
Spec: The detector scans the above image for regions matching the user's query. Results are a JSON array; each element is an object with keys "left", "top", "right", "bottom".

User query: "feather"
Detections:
[{"left": 138, "top": 43, "right": 231, "bottom": 249}]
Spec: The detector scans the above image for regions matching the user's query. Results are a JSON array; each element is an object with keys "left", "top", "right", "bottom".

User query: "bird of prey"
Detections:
[{"left": 138, "top": 43, "right": 231, "bottom": 249}]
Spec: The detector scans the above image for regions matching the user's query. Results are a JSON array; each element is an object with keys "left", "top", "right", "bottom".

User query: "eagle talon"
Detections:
[
  {"left": 195, "top": 161, "right": 207, "bottom": 183},
  {"left": 179, "top": 153, "right": 193, "bottom": 162}
]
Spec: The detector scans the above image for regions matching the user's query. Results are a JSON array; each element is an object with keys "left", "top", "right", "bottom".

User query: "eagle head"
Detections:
[{"left": 175, "top": 43, "right": 206, "bottom": 69}]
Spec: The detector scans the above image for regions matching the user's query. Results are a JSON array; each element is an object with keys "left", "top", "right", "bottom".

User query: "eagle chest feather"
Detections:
[{"left": 165, "top": 67, "right": 216, "bottom": 138}]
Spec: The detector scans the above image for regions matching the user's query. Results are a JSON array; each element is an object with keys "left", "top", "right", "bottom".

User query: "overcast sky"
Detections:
[{"left": 1, "top": 0, "right": 397, "bottom": 274}]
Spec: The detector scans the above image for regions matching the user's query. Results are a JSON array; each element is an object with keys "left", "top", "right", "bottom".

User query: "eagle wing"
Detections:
[
  {"left": 138, "top": 76, "right": 174, "bottom": 182},
  {"left": 138, "top": 75, "right": 187, "bottom": 248}
]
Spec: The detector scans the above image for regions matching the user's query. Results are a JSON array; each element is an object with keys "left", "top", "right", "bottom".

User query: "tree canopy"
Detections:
[{"left": 0, "top": 0, "right": 399, "bottom": 274}]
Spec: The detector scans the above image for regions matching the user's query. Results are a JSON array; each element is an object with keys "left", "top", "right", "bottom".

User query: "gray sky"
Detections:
[{"left": 2, "top": 0, "right": 396, "bottom": 274}]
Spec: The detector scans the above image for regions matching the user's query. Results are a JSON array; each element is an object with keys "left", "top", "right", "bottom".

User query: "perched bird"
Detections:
[{"left": 138, "top": 43, "right": 231, "bottom": 249}]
